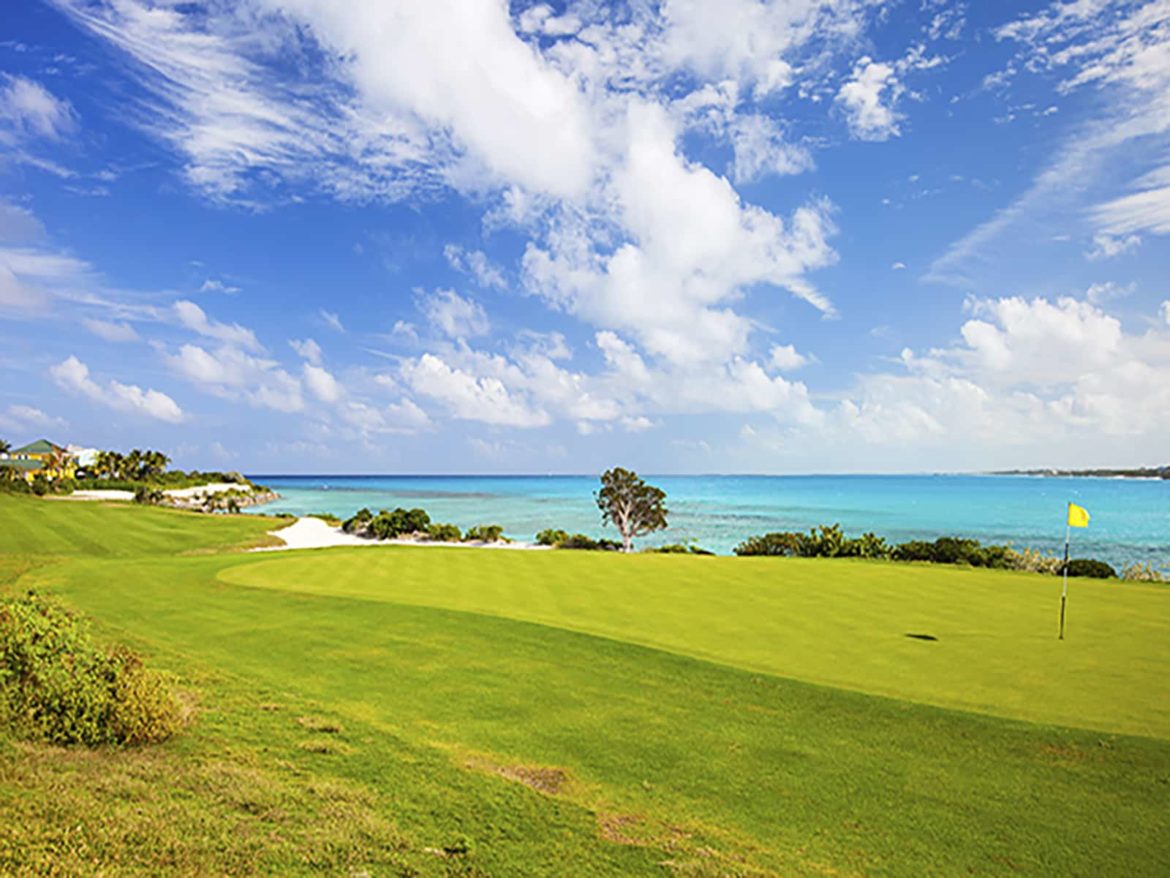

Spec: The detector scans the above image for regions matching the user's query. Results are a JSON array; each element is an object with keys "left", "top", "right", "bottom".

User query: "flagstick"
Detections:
[{"left": 1059, "top": 512, "right": 1070, "bottom": 641}]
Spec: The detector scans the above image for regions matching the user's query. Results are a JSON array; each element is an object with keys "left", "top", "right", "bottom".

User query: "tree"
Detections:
[
  {"left": 595, "top": 467, "right": 668, "bottom": 553},
  {"left": 0, "top": 439, "right": 10, "bottom": 455}
]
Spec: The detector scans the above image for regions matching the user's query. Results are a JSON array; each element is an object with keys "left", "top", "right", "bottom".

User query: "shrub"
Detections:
[
  {"left": 0, "top": 594, "right": 184, "bottom": 746},
  {"left": 734, "top": 532, "right": 806, "bottom": 556},
  {"left": 649, "top": 543, "right": 714, "bottom": 555},
  {"left": 309, "top": 512, "right": 342, "bottom": 526},
  {"left": 342, "top": 507, "right": 373, "bottom": 534},
  {"left": 853, "top": 532, "right": 891, "bottom": 559},
  {"left": 134, "top": 487, "right": 165, "bottom": 505},
  {"left": 1006, "top": 547, "right": 1064, "bottom": 575},
  {"left": 535, "top": 528, "right": 569, "bottom": 547},
  {"left": 464, "top": 524, "right": 505, "bottom": 543},
  {"left": 1120, "top": 562, "right": 1169, "bottom": 583},
  {"left": 426, "top": 522, "right": 462, "bottom": 542},
  {"left": 1065, "top": 558, "right": 1116, "bottom": 579}
]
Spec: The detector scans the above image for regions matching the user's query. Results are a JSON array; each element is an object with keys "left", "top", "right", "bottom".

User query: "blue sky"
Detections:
[{"left": 1, "top": 0, "right": 1168, "bottom": 474}]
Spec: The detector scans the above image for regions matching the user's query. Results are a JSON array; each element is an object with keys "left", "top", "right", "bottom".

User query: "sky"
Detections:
[{"left": 1, "top": 0, "right": 1168, "bottom": 475}]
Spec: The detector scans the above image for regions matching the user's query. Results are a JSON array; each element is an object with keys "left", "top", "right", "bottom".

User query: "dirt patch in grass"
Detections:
[
  {"left": 495, "top": 763, "right": 570, "bottom": 795},
  {"left": 296, "top": 715, "right": 344, "bottom": 734},
  {"left": 1039, "top": 743, "right": 1094, "bottom": 764},
  {"left": 297, "top": 738, "right": 355, "bottom": 756}
]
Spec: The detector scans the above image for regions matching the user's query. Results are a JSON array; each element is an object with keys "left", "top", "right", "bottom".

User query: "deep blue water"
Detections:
[{"left": 245, "top": 474, "right": 1170, "bottom": 568}]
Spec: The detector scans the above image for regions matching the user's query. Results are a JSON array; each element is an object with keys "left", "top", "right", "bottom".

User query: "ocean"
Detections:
[{"left": 245, "top": 474, "right": 1169, "bottom": 568}]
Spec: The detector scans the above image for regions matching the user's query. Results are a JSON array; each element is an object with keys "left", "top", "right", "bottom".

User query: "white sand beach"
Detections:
[
  {"left": 61, "top": 483, "right": 254, "bottom": 502},
  {"left": 258, "top": 516, "right": 547, "bottom": 552}
]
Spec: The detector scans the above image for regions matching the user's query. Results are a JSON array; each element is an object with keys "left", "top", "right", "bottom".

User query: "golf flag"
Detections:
[{"left": 1068, "top": 502, "right": 1090, "bottom": 528}]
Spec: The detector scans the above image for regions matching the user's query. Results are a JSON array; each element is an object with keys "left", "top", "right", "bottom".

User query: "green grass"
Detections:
[
  {"left": 218, "top": 547, "right": 1170, "bottom": 738},
  {"left": 0, "top": 492, "right": 278, "bottom": 557},
  {"left": 2, "top": 494, "right": 1169, "bottom": 875}
]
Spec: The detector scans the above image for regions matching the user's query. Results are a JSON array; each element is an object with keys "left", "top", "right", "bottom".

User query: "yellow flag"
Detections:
[{"left": 1068, "top": 502, "right": 1090, "bottom": 528}]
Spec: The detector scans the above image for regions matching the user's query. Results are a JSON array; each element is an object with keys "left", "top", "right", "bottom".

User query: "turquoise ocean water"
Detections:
[{"left": 246, "top": 474, "right": 1169, "bottom": 568}]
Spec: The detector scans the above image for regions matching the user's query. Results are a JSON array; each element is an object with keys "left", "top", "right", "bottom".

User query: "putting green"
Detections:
[{"left": 220, "top": 545, "right": 1170, "bottom": 738}]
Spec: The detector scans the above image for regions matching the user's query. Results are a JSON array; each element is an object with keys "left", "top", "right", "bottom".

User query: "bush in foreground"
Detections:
[{"left": 0, "top": 594, "right": 184, "bottom": 746}]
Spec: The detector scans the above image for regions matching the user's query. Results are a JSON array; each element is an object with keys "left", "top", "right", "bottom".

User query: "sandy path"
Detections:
[{"left": 258, "top": 516, "right": 547, "bottom": 552}]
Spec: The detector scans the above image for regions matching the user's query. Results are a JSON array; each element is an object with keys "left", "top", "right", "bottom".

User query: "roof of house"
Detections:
[
  {"left": 12, "top": 439, "right": 62, "bottom": 455},
  {"left": 0, "top": 459, "right": 43, "bottom": 471}
]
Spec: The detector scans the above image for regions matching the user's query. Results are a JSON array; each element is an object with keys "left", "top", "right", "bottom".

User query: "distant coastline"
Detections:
[{"left": 992, "top": 466, "right": 1170, "bottom": 480}]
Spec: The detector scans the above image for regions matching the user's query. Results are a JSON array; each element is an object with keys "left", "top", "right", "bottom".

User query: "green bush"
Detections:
[
  {"left": 464, "top": 524, "right": 505, "bottom": 543},
  {"left": 535, "top": 528, "right": 569, "bottom": 547},
  {"left": 342, "top": 507, "right": 373, "bottom": 534},
  {"left": 649, "top": 543, "right": 715, "bottom": 555},
  {"left": 133, "top": 487, "right": 165, "bottom": 505},
  {"left": 734, "top": 531, "right": 807, "bottom": 556},
  {"left": 1065, "top": 558, "right": 1116, "bottom": 579},
  {"left": 426, "top": 522, "right": 462, "bottom": 542},
  {"left": 342, "top": 507, "right": 431, "bottom": 540},
  {"left": 0, "top": 594, "right": 184, "bottom": 746}
]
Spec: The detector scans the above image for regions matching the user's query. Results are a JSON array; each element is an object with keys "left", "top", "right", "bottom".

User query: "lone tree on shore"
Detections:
[{"left": 595, "top": 467, "right": 668, "bottom": 553}]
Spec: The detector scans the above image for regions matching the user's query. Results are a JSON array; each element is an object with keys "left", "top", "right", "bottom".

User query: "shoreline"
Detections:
[{"left": 256, "top": 516, "right": 549, "bottom": 552}]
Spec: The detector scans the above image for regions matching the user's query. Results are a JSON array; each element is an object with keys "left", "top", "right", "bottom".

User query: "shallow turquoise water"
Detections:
[{"left": 245, "top": 474, "right": 1169, "bottom": 567}]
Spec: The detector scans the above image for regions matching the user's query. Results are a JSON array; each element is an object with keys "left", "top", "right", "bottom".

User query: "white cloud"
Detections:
[
  {"left": 164, "top": 343, "right": 303, "bottom": 412},
  {"left": 523, "top": 100, "right": 837, "bottom": 366},
  {"left": 836, "top": 57, "right": 903, "bottom": 141},
  {"left": 1162, "top": 300, "right": 1170, "bottom": 326},
  {"left": 402, "top": 353, "right": 550, "bottom": 427},
  {"left": 0, "top": 404, "right": 67, "bottom": 434},
  {"left": 770, "top": 344, "right": 810, "bottom": 371},
  {"left": 50, "top": 355, "right": 184, "bottom": 423},
  {"left": 418, "top": 288, "right": 490, "bottom": 339},
  {"left": 320, "top": 309, "right": 345, "bottom": 333},
  {"left": 832, "top": 296, "right": 1170, "bottom": 456},
  {"left": 444, "top": 244, "right": 506, "bottom": 290},
  {"left": 83, "top": 318, "right": 139, "bottom": 342},
  {"left": 1086, "top": 232, "right": 1142, "bottom": 260},
  {"left": 200, "top": 278, "right": 241, "bottom": 294},
  {"left": 289, "top": 337, "right": 322, "bottom": 365},
  {"left": 173, "top": 300, "right": 262, "bottom": 352},
  {"left": 302, "top": 362, "right": 343, "bottom": 404},
  {"left": 1092, "top": 169, "right": 1170, "bottom": 237},
  {"left": 0, "top": 74, "right": 75, "bottom": 140},
  {"left": 891, "top": 261, "right": 907, "bottom": 271}
]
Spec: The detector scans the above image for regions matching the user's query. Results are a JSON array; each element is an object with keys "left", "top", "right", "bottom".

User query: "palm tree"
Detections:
[{"left": 0, "top": 439, "right": 10, "bottom": 455}]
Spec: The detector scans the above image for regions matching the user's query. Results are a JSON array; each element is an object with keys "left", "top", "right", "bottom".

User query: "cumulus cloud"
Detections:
[
  {"left": 302, "top": 362, "right": 343, "bottom": 404},
  {"left": 770, "top": 344, "right": 810, "bottom": 371},
  {"left": 417, "top": 288, "right": 490, "bottom": 339},
  {"left": 403, "top": 352, "right": 550, "bottom": 427},
  {"left": 165, "top": 343, "right": 303, "bottom": 412},
  {"left": 50, "top": 355, "right": 184, "bottom": 422},
  {"left": 837, "top": 57, "right": 903, "bottom": 141}
]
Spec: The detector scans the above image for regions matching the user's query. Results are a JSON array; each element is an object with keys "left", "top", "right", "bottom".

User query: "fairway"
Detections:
[{"left": 3, "top": 494, "right": 1169, "bottom": 876}]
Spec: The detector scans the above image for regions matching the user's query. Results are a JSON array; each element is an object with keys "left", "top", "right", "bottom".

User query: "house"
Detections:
[{"left": 1, "top": 439, "right": 77, "bottom": 482}]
